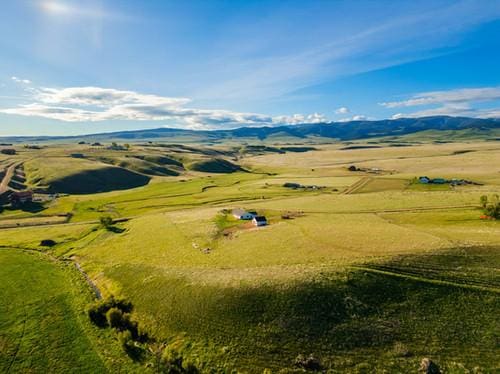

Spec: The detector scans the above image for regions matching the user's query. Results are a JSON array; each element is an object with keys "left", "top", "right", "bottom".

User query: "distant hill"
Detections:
[{"left": 2, "top": 116, "right": 499, "bottom": 143}]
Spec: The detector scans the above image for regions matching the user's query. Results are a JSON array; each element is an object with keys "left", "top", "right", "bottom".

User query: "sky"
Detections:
[{"left": 0, "top": 0, "right": 500, "bottom": 136}]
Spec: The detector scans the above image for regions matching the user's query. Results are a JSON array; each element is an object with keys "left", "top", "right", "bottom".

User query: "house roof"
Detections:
[
  {"left": 253, "top": 215, "right": 267, "bottom": 222},
  {"left": 232, "top": 208, "right": 248, "bottom": 216}
]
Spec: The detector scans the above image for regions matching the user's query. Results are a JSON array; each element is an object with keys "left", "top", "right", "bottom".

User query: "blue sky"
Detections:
[{"left": 0, "top": 0, "right": 500, "bottom": 135}]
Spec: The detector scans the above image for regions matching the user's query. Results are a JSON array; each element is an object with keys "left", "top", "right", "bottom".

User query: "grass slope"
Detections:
[
  {"left": 25, "top": 157, "right": 150, "bottom": 194},
  {"left": 0, "top": 249, "right": 138, "bottom": 373}
]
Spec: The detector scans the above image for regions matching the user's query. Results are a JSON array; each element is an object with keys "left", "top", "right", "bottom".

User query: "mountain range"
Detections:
[{"left": 1, "top": 116, "right": 499, "bottom": 143}]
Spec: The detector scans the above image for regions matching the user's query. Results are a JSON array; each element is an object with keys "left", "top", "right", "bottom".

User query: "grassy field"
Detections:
[
  {"left": 0, "top": 249, "right": 139, "bottom": 373},
  {"left": 0, "top": 139, "right": 499, "bottom": 372}
]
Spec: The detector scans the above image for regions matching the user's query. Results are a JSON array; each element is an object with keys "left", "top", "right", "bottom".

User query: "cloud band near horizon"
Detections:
[{"left": 0, "top": 85, "right": 327, "bottom": 129}]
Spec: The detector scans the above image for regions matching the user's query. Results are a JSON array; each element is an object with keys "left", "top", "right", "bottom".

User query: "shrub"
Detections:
[
  {"left": 480, "top": 194, "right": 500, "bottom": 219},
  {"left": 88, "top": 300, "right": 112, "bottom": 327},
  {"left": 419, "top": 358, "right": 441, "bottom": 374},
  {"left": 160, "top": 347, "right": 199, "bottom": 374},
  {"left": 88, "top": 297, "right": 134, "bottom": 328},
  {"left": 294, "top": 354, "right": 322, "bottom": 371},
  {"left": 391, "top": 341, "right": 412, "bottom": 357},
  {"left": 117, "top": 329, "right": 133, "bottom": 348},
  {"left": 106, "top": 307, "right": 124, "bottom": 329},
  {"left": 40, "top": 239, "right": 57, "bottom": 247}
]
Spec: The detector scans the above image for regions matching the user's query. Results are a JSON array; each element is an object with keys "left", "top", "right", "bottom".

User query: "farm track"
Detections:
[
  {"left": 0, "top": 162, "right": 22, "bottom": 194},
  {"left": 343, "top": 177, "right": 372, "bottom": 194},
  {"left": 352, "top": 265, "right": 500, "bottom": 293}
]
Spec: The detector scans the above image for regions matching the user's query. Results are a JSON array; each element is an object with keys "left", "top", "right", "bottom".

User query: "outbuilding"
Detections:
[
  {"left": 252, "top": 216, "right": 268, "bottom": 226},
  {"left": 419, "top": 176, "right": 430, "bottom": 184}
]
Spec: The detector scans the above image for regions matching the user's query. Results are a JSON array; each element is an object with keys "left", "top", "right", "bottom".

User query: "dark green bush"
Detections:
[
  {"left": 40, "top": 239, "right": 57, "bottom": 247},
  {"left": 294, "top": 354, "right": 322, "bottom": 371},
  {"left": 106, "top": 307, "right": 124, "bottom": 329}
]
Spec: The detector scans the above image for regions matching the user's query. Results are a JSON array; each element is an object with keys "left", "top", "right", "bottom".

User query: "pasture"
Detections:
[
  {"left": 0, "top": 249, "right": 138, "bottom": 373},
  {"left": 0, "top": 139, "right": 499, "bottom": 372}
]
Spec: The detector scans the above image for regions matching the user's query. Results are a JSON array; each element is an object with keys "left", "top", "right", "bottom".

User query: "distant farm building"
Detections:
[
  {"left": 232, "top": 208, "right": 255, "bottom": 220},
  {"left": 432, "top": 178, "right": 447, "bottom": 184},
  {"left": 9, "top": 190, "right": 33, "bottom": 206},
  {"left": 252, "top": 216, "right": 268, "bottom": 226},
  {"left": 417, "top": 176, "right": 478, "bottom": 186},
  {"left": 418, "top": 176, "right": 448, "bottom": 184},
  {"left": 1, "top": 148, "right": 16, "bottom": 155}
]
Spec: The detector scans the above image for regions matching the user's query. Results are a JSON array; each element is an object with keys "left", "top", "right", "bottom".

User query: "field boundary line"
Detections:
[{"left": 351, "top": 265, "right": 500, "bottom": 294}]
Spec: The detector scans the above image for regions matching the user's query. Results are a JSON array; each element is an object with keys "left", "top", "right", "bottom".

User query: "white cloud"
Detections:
[
  {"left": 335, "top": 107, "right": 350, "bottom": 114},
  {"left": 338, "top": 114, "right": 369, "bottom": 122},
  {"left": 380, "top": 87, "right": 500, "bottom": 108},
  {"left": 34, "top": 86, "right": 189, "bottom": 107},
  {"left": 0, "top": 84, "right": 327, "bottom": 128},
  {"left": 273, "top": 113, "right": 326, "bottom": 125},
  {"left": 11, "top": 76, "right": 31, "bottom": 84}
]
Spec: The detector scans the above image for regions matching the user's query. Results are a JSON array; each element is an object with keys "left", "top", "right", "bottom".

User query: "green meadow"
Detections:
[{"left": 0, "top": 139, "right": 499, "bottom": 372}]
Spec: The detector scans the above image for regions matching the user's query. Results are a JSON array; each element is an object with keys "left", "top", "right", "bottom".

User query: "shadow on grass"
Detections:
[
  {"left": 107, "top": 226, "right": 126, "bottom": 233},
  {"left": 5, "top": 202, "right": 46, "bottom": 213},
  {"left": 105, "top": 246, "right": 500, "bottom": 371}
]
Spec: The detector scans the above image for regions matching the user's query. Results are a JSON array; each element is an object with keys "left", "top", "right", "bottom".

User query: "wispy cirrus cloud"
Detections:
[
  {"left": 381, "top": 87, "right": 500, "bottom": 108},
  {"left": 0, "top": 84, "right": 327, "bottom": 129},
  {"left": 382, "top": 86, "right": 500, "bottom": 119}
]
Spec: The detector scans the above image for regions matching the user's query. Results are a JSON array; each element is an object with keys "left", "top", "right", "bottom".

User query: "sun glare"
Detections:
[{"left": 40, "top": 1, "right": 71, "bottom": 15}]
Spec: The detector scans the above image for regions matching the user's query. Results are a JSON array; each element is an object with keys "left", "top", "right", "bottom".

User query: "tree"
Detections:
[
  {"left": 481, "top": 194, "right": 500, "bottom": 219},
  {"left": 480, "top": 195, "right": 488, "bottom": 208},
  {"left": 100, "top": 215, "right": 114, "bottom": 229}
]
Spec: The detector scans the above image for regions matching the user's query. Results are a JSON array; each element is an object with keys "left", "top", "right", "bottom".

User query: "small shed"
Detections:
[
  {"left": 232, "top": 208, "right": 255, "bottom": 220},
  {"left": 419, "top": 176, "right": 430, "bottom": 184},
  {"left": 252, "top": 216, "right": 268, "bottom": 226}
]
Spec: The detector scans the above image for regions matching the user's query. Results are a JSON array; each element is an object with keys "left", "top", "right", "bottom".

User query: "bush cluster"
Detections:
[
  {"left": 88, "top": 297, "right": 147, "bottom": 340},
  {"left": 480, "top": 194, "right": 500, "bottom": 219},
  {"left": 88, "top": 297, "right": 149, "bottom": 360},
  {"left": 88, "top": 297, "right": 132, "bottom": 327}
]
